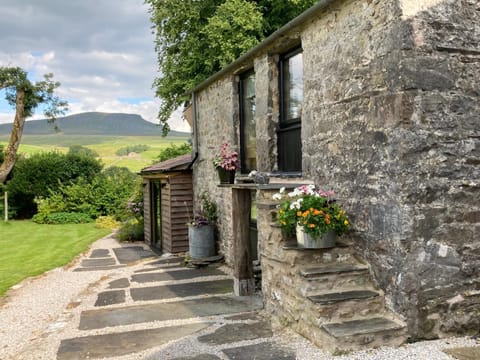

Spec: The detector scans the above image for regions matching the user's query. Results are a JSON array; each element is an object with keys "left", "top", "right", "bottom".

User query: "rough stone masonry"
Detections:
[{"left": 191, "top": 0, "right": 480, "bottom": 340}]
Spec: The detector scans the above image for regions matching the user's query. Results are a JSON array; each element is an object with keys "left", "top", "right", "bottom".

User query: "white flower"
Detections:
[
  {"left": 248, "top": 170, "right": 257, "bottom": 177},
  {"left": 288, "top": 191, "right": 296, "bottom": 198},
  {"left": 279, "top": 187, "right": 285, "bottom": 194},
  {"left": 272, "top": 193, "right": 282, "bottom": 200}
]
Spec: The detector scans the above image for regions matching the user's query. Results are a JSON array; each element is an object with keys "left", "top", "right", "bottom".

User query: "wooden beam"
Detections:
[{"left": 232, "top": 188, "right": 254, "bottom": 296}]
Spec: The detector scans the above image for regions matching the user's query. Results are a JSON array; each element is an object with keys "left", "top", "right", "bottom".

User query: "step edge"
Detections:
[
  {"left": 321, "top": 317, "right": 407, "bottom": 338},
  {"left": 307, "top": 290, "right": 380, "bottom": 304}
]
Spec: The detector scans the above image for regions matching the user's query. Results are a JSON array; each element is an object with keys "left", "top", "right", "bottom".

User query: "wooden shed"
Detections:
[{"left": 140, "top": 154, "right": 193, "bottom": 253}]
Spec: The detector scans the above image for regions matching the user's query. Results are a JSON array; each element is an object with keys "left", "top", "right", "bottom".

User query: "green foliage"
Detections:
[
  {"left": 0, "top": 67, "right": 68, "bottom": 120},
  {"left": 200, "top": 192, "right": 217, "bottom": 224},
  {"left": 34, "top": 166, "right": 139, "bottom": 221},
  {"left": 115, "top": 219, "right": 144, "bottom": 242},
  {"left": 146, "top": 0, "right": 316, "bottom": 133},
  {"left": 6, "top": 152, "right": 103, "bottom": 218},
  {"left": 32, "top": 212, "right": 93, "bottom": 224},
  {"left": 156, "top": 142, "right": 192, "bottom": 162},
  {"left": 0, "top": 144, "right": 4, "bottom": 164},
  {"left": 202, "top": 0, "right": 263, "bottom": 70},
  {"left": 68, "top": 145, "right": 99, "bottom": 157},
  {"left": 115, "top": 144, "right": 150, "bottom": 156},
  {"left": 95, "top": 216, "right": 120, "bottom": 229}
]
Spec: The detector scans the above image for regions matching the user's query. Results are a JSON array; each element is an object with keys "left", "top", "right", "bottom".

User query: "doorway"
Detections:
[{"left": 150, "top": 180, "right": 162, "bottom": 251}]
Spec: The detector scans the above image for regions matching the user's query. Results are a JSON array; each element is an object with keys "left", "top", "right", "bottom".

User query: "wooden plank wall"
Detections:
[
  {"left": 143, "top": 179, "right": 152, "bottom": 246},
  {"left": 162, "top": 173, "right": 193, "bottom": 253}
]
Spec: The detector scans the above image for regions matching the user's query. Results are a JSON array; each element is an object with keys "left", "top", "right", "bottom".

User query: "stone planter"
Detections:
[
  {"left": 296, "top": 225, "right": 336, "bottom": 249},
  {"left": 188, "top": 224, "right": 216, "bottom": 258},
  {"left": 216, "top": 167, "right": 235, "bottom": 184}
]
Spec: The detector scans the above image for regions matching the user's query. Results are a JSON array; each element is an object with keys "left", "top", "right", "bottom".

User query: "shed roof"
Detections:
[{"left": 140, "top": 154, "right": 192, "bottom": 175}]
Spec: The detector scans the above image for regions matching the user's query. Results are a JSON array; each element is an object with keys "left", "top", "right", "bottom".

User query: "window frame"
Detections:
[
  {"left": 239, "top": 69, "right": 256, "bottom": 174},
  {"left": 278, "top": 46, "right": 303, "bottom": 173}
]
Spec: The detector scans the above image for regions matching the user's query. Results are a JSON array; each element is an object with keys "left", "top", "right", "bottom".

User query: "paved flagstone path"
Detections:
[{"left": 55, "top": 242, "right": 296, "bottom": 360}]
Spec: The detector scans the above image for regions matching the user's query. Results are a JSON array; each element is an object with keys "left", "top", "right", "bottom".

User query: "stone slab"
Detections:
[
  {"left": 130, "top": 279, "right": 232, "bottom": 301},
  {"left": 222, "top": 342, "right": 296, "bottom": 360},
  {"left": 94, "top": 290, "right": 125, "bottom": 306},
  {"left": 131, "top": 268, "right": 226, "bottom": 283},
  {"left": 89, "top": 249, "right": 110, "bottom": 258},
  {"left": 79, "top": 295, "right": 263, "bottom": 330},
  {"left": 300, "top": 263, "right": 368, "bottom": 277},
  {"left": 108, "top": 278, "right": 130, "bottom": 289},
  {"left": 113, "top": 246, "right": 156, "bottom": 264},
  {"left": 147, "top": 256, "right": 185, "bottom": 266},
  {"left": 198, "top": 321, "right": 273, "bottom": 345},
  {"left": 308, "top": 290, "right": 379, "bottom": 304},
  {"left": 171, "top": 355, "right": 221, "bottom": 360},
  {"left": 80, "top": 258, "right": 116, "bottom": 267},
  {"left": 57, "top": 323, "right": 209, "bottom": 360},
  {"left": 73, "top": 265, "right": 125, "bottom": 272},
  {"left": 444, "top": 347, "right": 480, "bottom": 360},
  {"left": 322, "top": 317, "right": 404, "bottom": 338}
]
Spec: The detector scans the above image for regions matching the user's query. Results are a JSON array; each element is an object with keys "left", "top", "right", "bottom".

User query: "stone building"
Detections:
[{"left": 186, "top": 0, "right": 480, "bottom": 351}]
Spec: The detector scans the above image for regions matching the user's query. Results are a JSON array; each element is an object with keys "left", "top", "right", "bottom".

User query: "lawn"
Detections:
[{"left": 0, "top": 220, "right": 111, "bottom": 296}]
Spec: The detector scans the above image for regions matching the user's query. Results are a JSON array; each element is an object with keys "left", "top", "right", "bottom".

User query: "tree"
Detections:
[
  {"left": 145, "top": 0, "right": 316, "bottom": 134},
  {"left": 0, "top": 67, "right": 68, "bottom": 183}
]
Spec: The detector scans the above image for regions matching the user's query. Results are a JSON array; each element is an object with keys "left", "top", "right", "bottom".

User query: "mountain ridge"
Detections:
[{"left": 0, "top": 112, "right": 189, "bottom": 137}]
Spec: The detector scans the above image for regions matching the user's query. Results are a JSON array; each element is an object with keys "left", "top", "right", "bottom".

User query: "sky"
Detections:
[{"left": 0, "top": 0, "right": 189, "bottom": 132}]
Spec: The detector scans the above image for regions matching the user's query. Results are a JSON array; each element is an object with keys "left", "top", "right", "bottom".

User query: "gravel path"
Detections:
[{"left": 0, "top": 234, "right": 478, "bottom": 360}]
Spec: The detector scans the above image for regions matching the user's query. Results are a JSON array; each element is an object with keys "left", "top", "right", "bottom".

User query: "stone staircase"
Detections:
[{"left": 257, "top": 189, "right": 408, "bottom": 354}]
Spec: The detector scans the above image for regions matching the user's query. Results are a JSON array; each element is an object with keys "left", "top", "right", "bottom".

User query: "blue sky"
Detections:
[{"left": 0, "top": 0, "right": 188, "bottom": 132}]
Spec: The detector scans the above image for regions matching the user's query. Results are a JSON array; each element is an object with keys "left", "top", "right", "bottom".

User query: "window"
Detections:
[
  {"left": 239, "top": 70, "right": 256, "bottom": 173},
  {"left": 278, "top": 48, "right": 303, "bottom": 172}
]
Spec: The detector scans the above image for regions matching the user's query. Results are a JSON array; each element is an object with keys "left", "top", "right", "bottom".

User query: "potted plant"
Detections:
[
  {"left": 273, "top": 185, "right": 350, "bottom": 248},
  {"left": 188, "top": 192, "right": 218, "bottom": 258},
  {"left": 213, "top": 143, "right": 240, "bottom": 184}
]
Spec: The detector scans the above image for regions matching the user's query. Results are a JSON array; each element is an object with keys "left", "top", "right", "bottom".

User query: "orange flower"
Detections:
[
  {"left": 309, "top": 224, "right": 315, "bottom": 228},
  {"left": 302, "top": 210, "right": 310, "bottom": 218},
  {"left": 296, "top": 211, "right": 302, "bottom": 217},
  {"left": 303, "top": 221, "right": 307, "bottom": 225},
  {"left": 325, "top": 218, "right": 331, "bottom": 225},
  {"left": 313, "top": 209, "right": 322, "bottom": 216}
]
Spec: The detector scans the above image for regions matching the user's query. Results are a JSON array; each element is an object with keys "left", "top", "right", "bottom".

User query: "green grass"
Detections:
[
  {"left": 0, "top": 220, "right": 111, "bottom": 296},
  {"left": 0, "top": 135, "right": 191, "bottom": 172}
]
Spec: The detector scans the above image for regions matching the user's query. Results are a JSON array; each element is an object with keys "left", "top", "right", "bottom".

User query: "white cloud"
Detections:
[{"left": 0, "top": 0, "right": 189, "bottom": 133}]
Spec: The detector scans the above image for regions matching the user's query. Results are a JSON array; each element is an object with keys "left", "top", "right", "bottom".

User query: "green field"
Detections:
[
  {"left": 0, "top": 134, "right": 191, "bottom": 172},
  {"left": 0, "top": 220, "right": 111, "bottom": 296}
]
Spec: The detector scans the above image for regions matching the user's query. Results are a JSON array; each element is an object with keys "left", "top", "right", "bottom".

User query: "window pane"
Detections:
[
  {"left": 283, "top": 52, "right": 303, "bottom": 123},
  {"left": 241, "top": 72, "right": 256, "bottom": 172}
]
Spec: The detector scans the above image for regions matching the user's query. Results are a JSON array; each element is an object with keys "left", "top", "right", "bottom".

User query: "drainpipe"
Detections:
[{"left": 187, "top": 91, "right": 199, "bottom": 169}]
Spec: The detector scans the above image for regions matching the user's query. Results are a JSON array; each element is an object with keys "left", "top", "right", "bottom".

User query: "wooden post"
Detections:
[
  {"left": 4, "top": 191, "right": 8, "bottom": 222},
  {"left": 232, "top": 187, "right": 254, "bottom": 296}
]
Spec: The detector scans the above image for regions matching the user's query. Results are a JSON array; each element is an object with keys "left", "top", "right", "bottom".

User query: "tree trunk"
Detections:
[{"left": 0, "top": 89, "right": 26, "bottom": 184}]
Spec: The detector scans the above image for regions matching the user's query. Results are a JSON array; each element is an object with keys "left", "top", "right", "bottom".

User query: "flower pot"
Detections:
[
  {"left": 188, "top": 224, "right": 216, "bottom": 258},
  {"left": 296, "top": 225, "right": 336, "bottom": 249},
  {"left": 216, "top": 167, "right": 235, "bottom": 184}
]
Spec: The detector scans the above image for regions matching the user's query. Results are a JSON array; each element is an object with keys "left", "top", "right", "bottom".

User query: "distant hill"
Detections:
[{"left": 0, "top": 112, "right": 189, "bottom": 137}]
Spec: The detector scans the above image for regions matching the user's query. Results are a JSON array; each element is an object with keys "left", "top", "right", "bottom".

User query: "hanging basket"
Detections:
[
  {"left": 216, "top": 167, "right": 235, "bottom": 184},
  {"left": 296, "top": 225, "right": 336, "bottom": 249}
]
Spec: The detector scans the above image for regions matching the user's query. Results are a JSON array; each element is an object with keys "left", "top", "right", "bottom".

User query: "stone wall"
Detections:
[
  {"left": 301, "top": 0, "right": 480, "bottom": 338},
  {"left": 192, "top": 0, "right": 480, "bottom": 339},
  {"left": 192, "top": 75, "right": 240, "bottom": 265}
]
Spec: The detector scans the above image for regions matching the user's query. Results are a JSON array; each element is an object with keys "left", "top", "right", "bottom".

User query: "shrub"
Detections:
[
  {"left": 156, "top": 143, "right": 192, "bottom": 162},
  {"left": 6, "top": 151, "right": 102, "bottom": 218},
  {"left": 68, "top": 145, "right": 99, "bottom": 158},
  {"left": 95, "top": 216, "right": 120, "bottom": 229},
  {"left": 34, "top": 167, "right": 140, "bottom": 221},
  {"left": 32, "top": 212, "right": 93, "bottom": 224},
  {"left": 116, "top": 144, "right": 150, "bottom": 156},
  {"left": 115, "top": 219, "right": 144, "bottom": 242}
]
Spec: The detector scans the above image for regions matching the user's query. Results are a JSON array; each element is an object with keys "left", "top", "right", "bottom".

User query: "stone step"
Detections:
[
  {"left": 298, "top": 264, "right": 372, "bottom": 296},
  {"left": 320, "top": 316, "right": 407, "bottom": 352},
  {"left": 308, "top": 290, "right": 379, "bottom": 305},
  {"left": 300, "top": 263, "right": 368, "bottom": 278}
]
